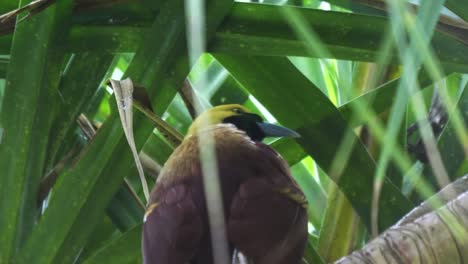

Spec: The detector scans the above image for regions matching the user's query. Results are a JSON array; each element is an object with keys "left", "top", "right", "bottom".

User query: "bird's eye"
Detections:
[{"left": 232, "top": 108, "right": 243, "bottom": 114}]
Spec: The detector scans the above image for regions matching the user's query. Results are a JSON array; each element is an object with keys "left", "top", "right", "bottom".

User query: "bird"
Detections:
[{"left": 142, "top": 104, "right": 308, "bottom": 264}]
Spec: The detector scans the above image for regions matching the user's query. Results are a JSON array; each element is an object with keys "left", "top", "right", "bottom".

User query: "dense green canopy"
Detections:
[{"left": 0, "top": 0, "right": 466, "bottom": 263}]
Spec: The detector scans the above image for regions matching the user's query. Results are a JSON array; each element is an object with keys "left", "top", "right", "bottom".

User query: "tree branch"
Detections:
[{"left": 335, "top": 175, "right": 468, "bottom": 263}]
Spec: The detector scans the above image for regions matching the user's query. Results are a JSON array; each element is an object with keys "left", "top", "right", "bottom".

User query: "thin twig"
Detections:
[
  {"left": 129, "top": 86, "right": 184, "bottom": 147},
  {"left": 77, "top": 113, "right": 96, "bottom": 140},
  {"left": 123, "top": 178, "right": 146, "bottom": 210},
  {"left": 179, "top": 79, "right": 199, "bottom": 119},
  {"left": 0, "top": 0, "right": 50, "bottom": 23},
  {"left": 139, "top": 152, "right": 161, "bottom": 180}
]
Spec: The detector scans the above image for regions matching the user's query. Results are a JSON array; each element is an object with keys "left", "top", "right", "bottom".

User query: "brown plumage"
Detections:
[{"left": 142, "top": 105, "right": 308, "bottom": 264}]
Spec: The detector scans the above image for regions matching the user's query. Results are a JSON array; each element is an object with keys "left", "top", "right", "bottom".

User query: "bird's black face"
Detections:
[
  {"left": 223, "top": 113, "right": 266, "bottom": 141},
  {"left": 223, "top": 112, "right": 300, "bottom": 141}
]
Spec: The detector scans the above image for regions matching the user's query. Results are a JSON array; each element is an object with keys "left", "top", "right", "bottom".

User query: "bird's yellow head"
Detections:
[{"left": 187, "top": 104, "right": 299, "bottom": 141}]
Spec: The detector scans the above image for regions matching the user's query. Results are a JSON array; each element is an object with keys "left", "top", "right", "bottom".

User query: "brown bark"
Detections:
[{"left": 335, "top": 185, "right": 468, "bottom": 264}]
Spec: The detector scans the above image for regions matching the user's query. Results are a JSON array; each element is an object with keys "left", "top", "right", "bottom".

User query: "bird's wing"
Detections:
[
  {"left": 142, "top": 183, "right": 203, "bottom": 264},
  {"left": 256, "top": 142, "right": 308, "bottom": 209},
  {"left": 227, "top": 143, "right": 308, "bottom": 264}
]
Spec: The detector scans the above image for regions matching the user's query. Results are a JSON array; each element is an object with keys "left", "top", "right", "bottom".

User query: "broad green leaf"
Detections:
[
  {"left": 106, "top": 182, "right": 145, "bottom": 231},
  {"left": 0, "top": 34, "right": 12, "bottom": 54},
  {"left": 0, "top": 59, "right": 6, "bottom": 78},
  {"left": 142, "top": 132, "right": 175, "bottom": 166},
  {"left": 47, "top": 52, "right": 114, "bottom": 167},
  {"left": 17, "top": 1, "right": 179, "bottom": 262},
  {"left": 207, "top": 63, "right": 250, "bottom": 105},
  {"left": 318, "top": 183, "right": 364, "bottom": 262},
  {"left": 0, "top": 0, "right": 17, "bottom": 14},
  {"left": 445, "top": 0, "right": 468, "bottom": 21},
  {"left": 271, "top": 138, "right": 307, "bottom": 166},
  {"left": 0, "top": 0, "right": 73, "bottom": 261},
  {"left": 85, "top": 56, "right": 124, "bottom": 121},
  {"left": 75, "top": 216, "right": 120, "bottom": 264},
  {"left": 289, "top": 57, "right": 329, "bottom": 97},
  {"left": 0, "top": 0, "right": 465, "bottom": 262},
  {"left": 291, "top": 161, "right": 327, "bottom": 229},
  {"left": 1, "top": 3, "right": 466, "bottom": 74},
  {"left": 65, "top": 26, "right": 146, "bottom": 53},
  {"left": 19, "top": 113, "right": 142, "bottom": 264},
  {"left": 72, "top": 0, "right": 160, "bottom": 27},
  {"left": 212, "top": 3, "right": 468, "bottom": 73},
  {"left": 326, "top": 0, "right": 386, "bottom": 15},
  {"left": 82, "top": 225, "right": 143, "bottom": 264},
  {"left": 165, "top": 94, "right": 194, "bottom": 134},
  {"left": 338, "top": 71, "right": 448, "bottom": 128},
  {"left": 304, "top": 237, "right": 326, "bottom": 264},
  {"left": 0, "top": 79, "right": 4, "bottom": 109}
]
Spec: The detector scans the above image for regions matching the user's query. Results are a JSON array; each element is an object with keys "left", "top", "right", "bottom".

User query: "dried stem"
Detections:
[
  {"left": 179, "top": 79, "right": 199, "bottom": 119},
  {"left": 110, "top": 78, "right": 149, "bottom": 202}
]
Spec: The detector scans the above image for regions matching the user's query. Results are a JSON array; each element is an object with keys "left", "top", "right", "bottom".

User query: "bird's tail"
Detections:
[{"left": 232, "top": 249, "right": 253, "bottom": 264}]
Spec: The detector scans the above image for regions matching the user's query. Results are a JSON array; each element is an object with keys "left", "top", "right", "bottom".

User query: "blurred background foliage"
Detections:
[{"left": 0, "top": 0, "right": 467, "bottom": 263}]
